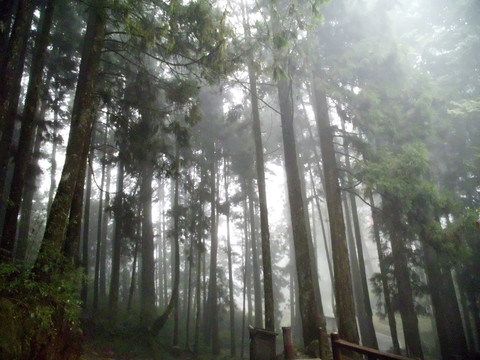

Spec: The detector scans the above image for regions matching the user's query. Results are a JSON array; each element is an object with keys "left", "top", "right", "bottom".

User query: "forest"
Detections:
[{"left": 0, "top": 0, "right": 479, "bottom": 359}]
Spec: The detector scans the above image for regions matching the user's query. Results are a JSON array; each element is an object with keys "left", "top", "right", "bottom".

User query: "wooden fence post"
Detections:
[
  {"left": 331, "top": 333, "right": 342, "bottom": 360},
  {"left": 282, "top": 327, "right": 296, "bottom": 360}
]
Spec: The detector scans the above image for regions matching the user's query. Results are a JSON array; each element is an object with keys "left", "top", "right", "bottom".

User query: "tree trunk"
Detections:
[
  {"left": 151, "top": 145, "right": 181, "bottom": 335},
  {"left": 338, "top": 108, "right": 378, "bottom": 349},
  {"left": 140, "top": 157, "right": 156, "bottom": 321},
  {"left": 387, "top": 211, "right": 423, "bottom": 359},
  {"left": 224, "top": 160, "right": 236, "bottom": 355},
  {"left": 81, "top": 146, "right": 94, "bottom": 307},
  {"left": 15, "top": 124, "right": 43, "bottom": 262},
  {"left": 100, "top": 159, "right": 110, "bottom": 300},
  {"left": 241, "top": 208, "right": 249, "bottom": 360},
  {"left": 247, "top": 180, "right": 263, "bottom": 328},
  {"left": 298, "top": 154, "right": 327, "bottom": 330},
  {"left": 47, "top": 95, "right": 59, "bottom": 213},
  {"left": 341, "top": 185, "right": 373, "bottom": 348},
  {"left": 109, "top": 158, "right": 124, "bottom": 311},
  {"left": 0, "top": 0, "right": 35, "bottom": 238},
  {"left": 34, "top": 0, "right": 107, "bottom": 276},
  {"left": 0, "top": 0, "right": 18, "bottom": 67},
  {"left": 0, "top": 0, "right": 56, "bottom": 257},
  {"left": 93, "top": 136, "right": 106, "bottom": 313},
  {"left": 369, "top": 192, "right": 400, "bottom": 353},
  {"left": 241, "top": 8, "right": 275, "bottom": 331},
  {"left": 267, "top": 8, "right": 321, "bottom": 344},
  {"left": 193, "top": 232, "right": 203, "bottom": 355},
  {"left": 127, "top": 234, "right": 139, "bottom": 311},
  {"left": 185, "top": 233, "right": 194, "bottom": 350},
  {"left": 63, "top": 122, "right": 92, "bottom": 267},
  {"left": 205, "top": 150, "right": 220, "bottom": 353},
  {"left": 311, "top": 74, "right": 359, "bottom": 346}
]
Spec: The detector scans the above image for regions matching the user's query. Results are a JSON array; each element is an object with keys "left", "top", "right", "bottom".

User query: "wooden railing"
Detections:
[{"left": 331, "top": 333, "right": 412, "bottom": 360}]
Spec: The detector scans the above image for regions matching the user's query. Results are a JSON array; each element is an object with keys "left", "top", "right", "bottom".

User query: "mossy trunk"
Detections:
[{"left": 35, "top": 0, "right": 107, "bottom": 275}]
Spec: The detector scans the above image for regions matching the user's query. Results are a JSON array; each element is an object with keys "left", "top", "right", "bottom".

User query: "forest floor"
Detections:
[{"left": 79, "top": 319, "right": 190, "bottom": 360}]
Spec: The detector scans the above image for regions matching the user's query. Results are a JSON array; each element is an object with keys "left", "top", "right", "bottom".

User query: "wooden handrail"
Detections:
[{"left": 331, "top": 333, "right": 412, "bottom": 360}]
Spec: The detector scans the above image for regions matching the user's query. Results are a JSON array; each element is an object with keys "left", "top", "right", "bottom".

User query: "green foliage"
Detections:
[
  {"left": 0, "top": 263, "right": 83, "bottom": 360},
  {"left": 445, "top": 210, "right": 480, "bottom": 296}
]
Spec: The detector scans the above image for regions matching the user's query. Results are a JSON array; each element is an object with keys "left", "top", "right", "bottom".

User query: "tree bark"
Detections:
[
  {"left": 341, "top": 184, "right": 373, "bottom": 348},
  {"left": 224, "top": 160, "right": 236, "bottom": 355},
  {"left": 81, "top": 146, "right": 94, "bottom": 307},
  {"left": 205, "top": 150, "right": 220, "bottom": 354},
  {"left": 100, "top": 142, "right": 111, "bottom": 302},
  {"left": 151, "top": 145, "right": 181, "bottom": 335},
  {"left": 338, "top": 109, "right": 378, "bottom": 349},
  {"left": 247, "top": 180, "right": 263, "bottom": 328},
  {"left": 298, "top": 154, "right": 327, "bottom": 330},
  {"left": 0, "top": 0, "right": 35, "bottom": 237},
  {"left": 311, "top": 74, "right": 359, "bottom": 345},
  {"left": 369, "top": 191, "right": 401, "bottom": 354},
  {"left": 387, "top": 207, "right": 423, "bottom": 359},
  {"left": 241, "top": 7, "right": 275, "bottom": 330},
  {"left": 423, "top": 243, "right": 469, "bottom": 359},
  {"left": 93, "top": 135, "right": 106, "bottom": 313},
  {"left": 140, "top": 155, "right": 156, "bottom": 321},
  {"left": 109, "top": 158, "right": 124, "bottom": 311},
  {"left": 0, "top": 0, "right": 17, "bottom": 67},
  {"left": 15, "top": 124, "right": 43, "bottom": 262},
  {"left": 0, "top": 0, "right": 34, "bottom": 143},
  {"left": 34, "top": 0, "right": 107, "bottom": 275},
  {"left": 0, "top": 0, "right": 56, "bottom": 256}
]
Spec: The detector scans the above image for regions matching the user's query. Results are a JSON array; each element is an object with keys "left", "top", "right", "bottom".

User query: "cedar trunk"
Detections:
[
  {"left": 311, "top": 75, "right": 359, "bottom": 345},
  {"left": 276, "top": 74, "right": 320, "bottom": 347},
  {"left": 109, "top": 159, "right": 124, "bottom": 311},
  {"left": 34, "top": 1, "right": 107, "bottom": 274},
  {"left": 1, "top": 0, "right": 56, "bottom": 254}
]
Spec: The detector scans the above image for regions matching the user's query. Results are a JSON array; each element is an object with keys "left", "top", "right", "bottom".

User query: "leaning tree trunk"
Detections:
[
  {"left": 311, "top": 73, "right": 359, "bottom": 346},
  {"left": 34, "top": 0, "right": 107, "bottom": 276}
]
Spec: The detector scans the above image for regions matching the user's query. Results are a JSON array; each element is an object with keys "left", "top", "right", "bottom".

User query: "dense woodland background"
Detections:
[{"left": 0, "top": 0, "right": 479, "bottom": 359}]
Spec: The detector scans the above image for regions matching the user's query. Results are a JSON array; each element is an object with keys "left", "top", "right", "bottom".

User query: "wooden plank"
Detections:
[{"left": 331, "top": 333, "right": 412, "bottom": 360}]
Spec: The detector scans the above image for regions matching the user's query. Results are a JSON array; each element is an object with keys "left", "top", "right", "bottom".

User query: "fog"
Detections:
[{"left": 0, "top": 0, "right": 478, "bottom": 360}]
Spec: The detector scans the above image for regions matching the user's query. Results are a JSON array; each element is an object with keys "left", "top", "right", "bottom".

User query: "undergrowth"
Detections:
[{"left": 0, "top": 262, "right": 83, "bottom": 360}]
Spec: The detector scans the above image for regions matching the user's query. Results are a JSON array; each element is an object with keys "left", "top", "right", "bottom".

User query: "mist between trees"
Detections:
[{"left": 0, "top": 0, "right": 479, "bottom": 359}]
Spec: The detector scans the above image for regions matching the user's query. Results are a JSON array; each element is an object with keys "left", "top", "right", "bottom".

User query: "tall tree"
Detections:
[
  {"left": 241, "top": 0, "right": 275, "bottom": 332},
  {"left": 34, "top": 0, "right": 108, "bottom": 274},
  {"left": 0, "top": 0, "right": 36, "bottom": 238},
  {"left": 310, "top": 75, "right": 359, "bottom": 346},
  {"left": 0, "top": 0, "right": 56, "bottom": 256},
  {"left": 269, "top": 2, "right": 321, "bottom": 346}
]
